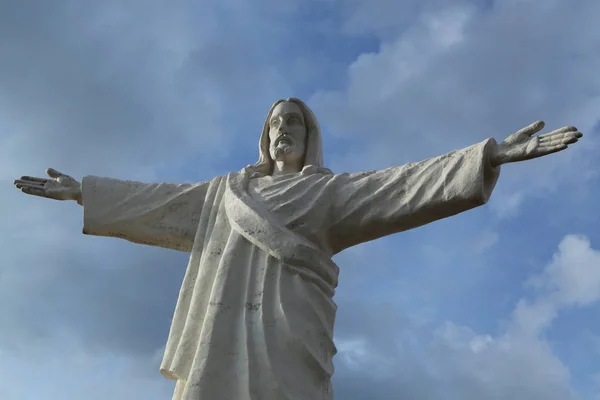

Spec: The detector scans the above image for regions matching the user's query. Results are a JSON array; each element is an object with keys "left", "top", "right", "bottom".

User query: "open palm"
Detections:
[
  {"left": 493, "top": 121, "right": 583, "bottom": 165},
  {"left": 14, "top": 168, "right": 81, "bottom": 202}
]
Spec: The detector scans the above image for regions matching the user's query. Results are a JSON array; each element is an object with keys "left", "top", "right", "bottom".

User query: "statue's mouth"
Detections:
[{"left": 276, "top": 137, "right": 293, "bottom": 146}]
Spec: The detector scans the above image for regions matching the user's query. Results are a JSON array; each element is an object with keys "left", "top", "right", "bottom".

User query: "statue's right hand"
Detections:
[{"left": 14, "top": 168, "right": 82, "bottom": 203}]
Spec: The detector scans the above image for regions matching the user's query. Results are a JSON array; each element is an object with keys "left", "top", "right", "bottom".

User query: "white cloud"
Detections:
[
  {"left": 539, "top": 235, "right": 600, "bottom": 306},
  {"left": 593, "top": 372, "right": 600, "bottom": 392},
  {"left": 510, "top": 298, "right": 558, "bottom": 336},
  {"left": 336, "top": 338, "right": 369, "bottom": 370},
  {"left": 590, "top": 332, "right": 600, "bottom": 355},
  {"left": 471, "top": 229, "right": 499, "bottom": 254},
  {"left": 514, "top": 235, "right": 600, "bottom": 335},
  {"left": 489, "top": 191, "right": 524, "bottom": 218},
  {"left": 312, "top": 0, "right": 600, "bottom": 217},
  {"left": 0, "top": 343, "right": 174, "bottom": 400},
  {"left": 335, "top": 234, "right": 600, "bottom": 399},
  {"left": 314, "top": 5, "right": 476, "bottom": 143}
]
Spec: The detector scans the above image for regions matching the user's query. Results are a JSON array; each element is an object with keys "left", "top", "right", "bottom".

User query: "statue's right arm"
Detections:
[
  {"left": 14, "top": 168, "right": 210, "bottom": 252},
  {"left": 14, "top": 168, "right": 83, "bottom": 204}
]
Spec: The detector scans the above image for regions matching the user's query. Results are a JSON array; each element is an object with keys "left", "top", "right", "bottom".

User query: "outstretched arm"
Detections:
[
  {"left": 327, "top": 121, "right": 583, "bottom": 254},
  {"left": 14, "top": 169, "right": 211, "bottom": 252},
  {"left": 327, "top": 138, "right": 500, "bottom": 254}
]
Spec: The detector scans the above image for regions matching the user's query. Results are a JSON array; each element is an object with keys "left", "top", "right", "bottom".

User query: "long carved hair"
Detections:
[{"left": 249, "top": 98, "right": 327, "bottom": 176}]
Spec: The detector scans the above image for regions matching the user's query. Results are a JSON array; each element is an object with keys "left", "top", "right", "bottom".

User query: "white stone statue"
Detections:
[{"left": 14, "top": 98, "right": 583, "bottom": 400}]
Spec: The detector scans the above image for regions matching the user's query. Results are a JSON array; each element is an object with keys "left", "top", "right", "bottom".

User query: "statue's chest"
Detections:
[{"left": 247, "top": 175, "right": 331, "bottom": 234}]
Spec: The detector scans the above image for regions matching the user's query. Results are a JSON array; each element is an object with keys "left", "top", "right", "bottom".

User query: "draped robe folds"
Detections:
[{"left": 80, "top": 138, "right": 500, "bottom": 400}]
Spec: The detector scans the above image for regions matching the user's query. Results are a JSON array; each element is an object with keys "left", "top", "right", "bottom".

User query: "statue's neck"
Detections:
[{"left": 272, "top": 160, "right": 302, "bottom": 176}]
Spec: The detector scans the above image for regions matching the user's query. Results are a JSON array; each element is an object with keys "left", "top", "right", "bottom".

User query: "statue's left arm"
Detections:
[
  {"left": 327, "top": 121, "right": 583, "bottom": 254},
  {"left": 327, "top": 138, "right": 500, "bottom": 254}
]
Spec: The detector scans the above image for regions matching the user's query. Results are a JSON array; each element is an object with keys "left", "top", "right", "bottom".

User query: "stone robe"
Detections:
[{"left": 81, "top": 138, "right": 500, "bottom": 400}]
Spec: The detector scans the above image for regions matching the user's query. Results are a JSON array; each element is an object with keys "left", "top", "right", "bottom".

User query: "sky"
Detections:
[{"left": 0, "top": 0, "right": 599, "bottom": 399}]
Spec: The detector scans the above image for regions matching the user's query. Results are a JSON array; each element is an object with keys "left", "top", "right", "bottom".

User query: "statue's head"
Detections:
[{"left": 252, "top": 98, "right": 325, "bottom": 176}]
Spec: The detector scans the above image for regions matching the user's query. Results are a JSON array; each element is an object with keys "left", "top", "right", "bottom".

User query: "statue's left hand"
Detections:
[{"left": 491, "top": 121, "right": 583, "bottom": 166}]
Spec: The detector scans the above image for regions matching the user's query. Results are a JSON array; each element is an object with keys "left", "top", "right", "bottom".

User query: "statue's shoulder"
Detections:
[{"left": 301, "top": 165, "right": 334, "bottom": 176}]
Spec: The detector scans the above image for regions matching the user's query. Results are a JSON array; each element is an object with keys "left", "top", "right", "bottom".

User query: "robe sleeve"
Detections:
[
  {"left": 327, "top": 138, "right": 501, "bottom": 254},
  {"left": 80, "top": 176, "right": 210, "bottom": 252}
]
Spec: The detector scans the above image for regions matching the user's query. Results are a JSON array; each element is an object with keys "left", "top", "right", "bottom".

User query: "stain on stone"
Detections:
[{"left": 245, "top": 302, "right": 261, "bottom": 312}]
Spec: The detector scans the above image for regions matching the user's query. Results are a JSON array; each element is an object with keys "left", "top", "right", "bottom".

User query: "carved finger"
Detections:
[
  {"left": 14, "top": 179, "right": 45, "bottom": 188},
  {"left": 21, "top": 187, "right": 47, "bottom": 197},
  {"left": 46, "top": 168, "right": 65, "bottom": 179},
  {"left": 539, "top": 134, "right": 563, "bottom": 144},
  {"left": 539, "top": 132, "right": 581, "bottom": 145},
  {"left": 19, "top": 176, "right": 48, "bottom": 183},
  {"left": 15, "top": 181, "right": 46, "bottom": 190},
  {"left": 539, "top": 126, "right": 577, "bottom": 138},
  {"left": 539, "top": 131, "right": 568, "bottom": 141},
  {"left": 555, "top": 125, "right": 577, "bottom": 133},
  {"left": 563, "top": 135, "right": 580, "bottom": 145},
  {"left": 515, "top": 121, "right": 545, "bottom": 137}
]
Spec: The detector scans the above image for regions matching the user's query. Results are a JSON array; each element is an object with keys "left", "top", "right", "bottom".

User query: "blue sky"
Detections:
[{"left": 1, "top": 0, "right": 599, "bottom": 398}]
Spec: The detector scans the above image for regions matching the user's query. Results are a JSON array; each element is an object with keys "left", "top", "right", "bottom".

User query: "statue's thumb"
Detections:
[
  {"left": 526, "top": 120, "right": 545, "bottom": 135},
  {"left": 46, "top": 168, "right": 64, "bottom": 179}
]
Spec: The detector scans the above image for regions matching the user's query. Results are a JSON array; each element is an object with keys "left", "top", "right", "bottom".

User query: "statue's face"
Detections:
[{"left": 268, "top": 101, "right": 307, "bottom": 164}]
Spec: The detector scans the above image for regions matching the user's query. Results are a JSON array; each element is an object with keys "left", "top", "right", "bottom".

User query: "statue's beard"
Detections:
[
  {"left": 271, "top": 136, "right": 299, "bottom": 161},
  {"left": 272, "top": 144, "right": 294, "bottom": 159}
]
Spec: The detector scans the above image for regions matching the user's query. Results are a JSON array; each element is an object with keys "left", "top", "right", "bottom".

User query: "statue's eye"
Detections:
[
  {"left": 288, "top": 117, "right": 300, "bottom": 125},
  {"left": 271, "top": 119, "right": 280, "bottom": 128}
]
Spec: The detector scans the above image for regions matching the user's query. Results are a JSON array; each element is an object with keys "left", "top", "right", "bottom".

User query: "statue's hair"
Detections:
[{"left": 251, "top": 98, "right": 325, "bottom": 176}]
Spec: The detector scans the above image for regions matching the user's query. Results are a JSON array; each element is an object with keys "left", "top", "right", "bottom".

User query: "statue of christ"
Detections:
[{"left": 14, "top": 98, "right": 583, "bottom": 400}]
